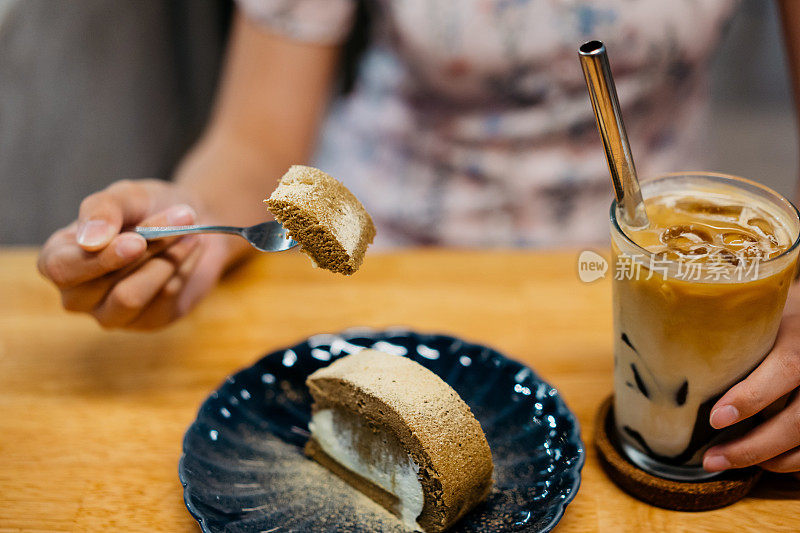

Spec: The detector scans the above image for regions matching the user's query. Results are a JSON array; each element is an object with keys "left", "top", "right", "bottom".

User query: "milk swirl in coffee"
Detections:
[{"left": 610, "top": 174, "right": 800, "bottom": 480}]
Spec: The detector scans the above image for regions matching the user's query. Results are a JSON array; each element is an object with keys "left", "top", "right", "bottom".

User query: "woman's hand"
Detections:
[
  {"left": 702, "top": 287, "right": 800, "bottom": 475},
  {"left": 38, "top": 179, "right": 228, "bottom": 329},
  {"left": 38, "top": 12, "right": 343, "bottom": 328}
]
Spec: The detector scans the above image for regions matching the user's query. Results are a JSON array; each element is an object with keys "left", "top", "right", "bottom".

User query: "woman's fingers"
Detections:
[
  {"left": 175, "top": 235, "right": 230, "bottom": 317},
  {"left": 126, "top": 244, "right": 205, "bottom": 330},
  {"left": 53, "top": 204, "right": 199, "bottom": 322},
  {"left": 136, "top": 202, "right": 196, "bottom": 230},
  {"left": 760, "top": 445, "right": 800, "bottom": 473},
  {"left": 76, "top": 180, "right": 196, "bottom": 251},
  {"left": 90, "top": 236, "right": 200, "bottom": 328},
  {"left": 709, "top": 315, "right": 800, "bottom": 430},
  {"left": 58, "top": 238, "right": 173, "bottom": 313},
  {"left": 37, "top": 178, "right": 215, "bottom": 330},
  {"left": 704, "top": 392, "right": 800, "bottom": 472},
  {"left": 129, "top": 236, "right": 228, "bottom": 330},
  {"left": 39, "top": 203, "right": 196, "bottom": 289},
  {"left": 39, "top": 228, "right": 147, "bottom": 289}
]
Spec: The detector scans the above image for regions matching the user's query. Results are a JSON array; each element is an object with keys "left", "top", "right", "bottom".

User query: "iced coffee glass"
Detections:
[{"left": 610, "top": 171, "right": 800, "bottom": 481}]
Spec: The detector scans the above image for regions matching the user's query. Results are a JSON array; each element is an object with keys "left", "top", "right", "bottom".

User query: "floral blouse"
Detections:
[{"left": 238, "top": 0, "right": 738, "bottom": 248}]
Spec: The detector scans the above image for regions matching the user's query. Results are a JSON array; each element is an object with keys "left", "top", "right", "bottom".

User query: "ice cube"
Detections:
[
  {"left": 660, "top": 225, "right": 712, "bottom": 248},
  {"left": 741, "top": 243, "right": 764, "bottom": 258},
  {"left": 686, "top": 245, "right": 709, "bottom": 256},
  {"left": 746, "top": 218, "right": 778, "bottom": 245},
  {"left": 649, "top": 247, "right": 683, "bottom": 262},
  {"left": 714, "top": 249, "right": 740, "bottom": 266},
  {"left": 747, "top": 217, "right": 775, "bottom": 238},
  {"left": 720, "top": 231, "right": 758, "bottom": 247},
  {"left": 675, "top": 200, "right": 743, "bottom": 218}
]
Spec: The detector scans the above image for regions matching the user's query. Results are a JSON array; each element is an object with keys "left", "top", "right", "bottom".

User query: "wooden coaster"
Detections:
[{"left": 594, "top": 395, "right": 761, "bottom": 511}]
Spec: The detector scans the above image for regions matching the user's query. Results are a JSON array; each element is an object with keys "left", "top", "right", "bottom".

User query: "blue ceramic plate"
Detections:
[{"left": 180, "top": 329, "right": 584, "bottom": 532}]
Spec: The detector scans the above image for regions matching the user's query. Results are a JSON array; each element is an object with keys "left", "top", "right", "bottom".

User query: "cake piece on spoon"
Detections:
[
  {"left": 305, "top": 349, "right": 494, "bottom": 532},
  {"left": 266, "top": 165, "right": 375, "bottom": 274}
]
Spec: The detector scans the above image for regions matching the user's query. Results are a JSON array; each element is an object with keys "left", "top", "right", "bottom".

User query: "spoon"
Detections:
[{"left": 134, "top": 221, "right": 298, "bottom": 252}]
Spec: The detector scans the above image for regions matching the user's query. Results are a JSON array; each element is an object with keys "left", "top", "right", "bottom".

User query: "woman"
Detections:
[{"left": 37, "top": 0, "right": 800, "bottom": 475}]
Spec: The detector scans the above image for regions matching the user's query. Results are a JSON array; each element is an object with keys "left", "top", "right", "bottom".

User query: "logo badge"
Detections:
[{"left": 577, "top": 250, "right": 608, "bottom": 283}]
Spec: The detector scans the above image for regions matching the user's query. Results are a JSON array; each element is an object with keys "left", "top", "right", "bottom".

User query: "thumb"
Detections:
[{"left": 76, "top": 181, "right": 150, "bottom": 251}]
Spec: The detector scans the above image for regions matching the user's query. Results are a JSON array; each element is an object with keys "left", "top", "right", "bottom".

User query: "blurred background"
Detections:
[
  {"left": 0, "top": 0, "right": 796, "bottom": 245},
  {"left": 708, "top": 1, "right": 796, "bottom": 200}
]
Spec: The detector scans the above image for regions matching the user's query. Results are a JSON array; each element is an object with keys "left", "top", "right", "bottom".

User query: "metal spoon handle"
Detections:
[
  {"left": 134, "top": 225, "right": 243, "bottom": 240},
  {"left": 579, "top": 40, "right": 649, "bottom": 229}
]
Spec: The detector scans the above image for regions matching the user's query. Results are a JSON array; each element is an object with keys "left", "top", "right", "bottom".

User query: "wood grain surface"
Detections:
[{"left": 0, "top": 247, "right": 798, "bottom": 532}]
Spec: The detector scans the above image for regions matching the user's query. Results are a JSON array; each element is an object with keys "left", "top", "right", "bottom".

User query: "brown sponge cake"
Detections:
[
  {"left": 266, "top": 165, "right": 375, "bottom": 274},
  {"left": 305, "top": 349, "right": 494, "bottom": 532}
]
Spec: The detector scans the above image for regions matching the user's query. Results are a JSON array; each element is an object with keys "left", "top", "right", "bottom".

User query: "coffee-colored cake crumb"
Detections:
[
  {"left": 305, "top": 349, "right": 494, "bottom": 532},
  {"left": 236, "top": 432, "right": 406, "bottom": 532},
  {"left": 266, "top": 165, "right": 375, "bottom": 274}
]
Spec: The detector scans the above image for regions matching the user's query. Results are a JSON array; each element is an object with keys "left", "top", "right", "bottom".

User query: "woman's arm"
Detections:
[
  {"left": 177, "top": 11, "right": 341, "bottom": 265},
  {"left": 37, "top": 11, "right": 341, "bottom": 329}
]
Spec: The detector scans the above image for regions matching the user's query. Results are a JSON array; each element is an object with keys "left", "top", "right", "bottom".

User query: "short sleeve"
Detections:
[{"left": 236, "top": 0, "right": 356, "bottom": 45}]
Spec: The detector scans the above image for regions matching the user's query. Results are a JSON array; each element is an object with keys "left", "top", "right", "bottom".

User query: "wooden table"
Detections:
[{"left": 1, "top": 247, "right": 798, "bottom": 532}]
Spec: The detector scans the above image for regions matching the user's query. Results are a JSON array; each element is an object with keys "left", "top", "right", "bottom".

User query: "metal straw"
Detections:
[{"left": 579, "top": 40, "right": 649, "bottom": 229}]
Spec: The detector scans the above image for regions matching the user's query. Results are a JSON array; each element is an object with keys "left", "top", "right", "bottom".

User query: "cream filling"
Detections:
[{"left": 309, "top": 409, "right": 424, "bottom": 530}]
